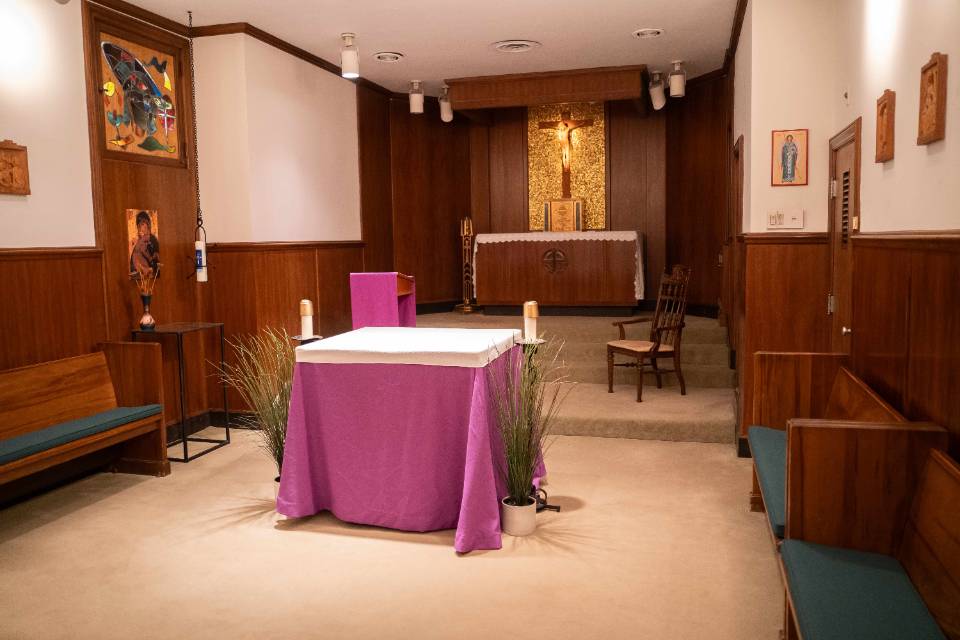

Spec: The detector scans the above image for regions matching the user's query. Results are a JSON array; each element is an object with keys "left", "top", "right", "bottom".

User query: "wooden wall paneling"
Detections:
[
  {"left": 203, "top": 242, "right": 364, "bottom": 411},
  {"left": 739, "top": 235, "right": 831, "bottom": 434},
  {"left": 250, "top": 248, "right": 319, "bottom": 335},
  {"left": 851, "top": 244, "right": 910, "bottom": 409},
  {"left": 607, "top": 100, "right": 666, "bottom": 293},
  {"left": 468, "top": 122, "right": 492, "bottom": 233},
  {"left": 487, "top": 108, "right": 529, "bottom": 233},
  {"left": 446, "top": 66, "right": 646, "bottom": 110},
  {"left": 202, "top": 246, "right": 261, "bottom": 412},
  {"left": 665, "top": 73, "right": 730, "bottom": 306},
  {"left": 315, "top": 246, "right": 365, "bottom": 337},
  {"left": 389, "top": 99, "right": 471, "bottom": 303},
  {"left": 357, "top": 84, "right": 394, "bottom": 273},
  {"left": 83, "top": 3, "right": 205, "bottom": 428},
  {"left": 903, "top": 246, "right": 960, "bottom": 455},
  {"left": 0, "top": 250, "right": 108, "bottom": 371},
  {"left": 751, "top": 352, "right": 847, "bottom": 430}
]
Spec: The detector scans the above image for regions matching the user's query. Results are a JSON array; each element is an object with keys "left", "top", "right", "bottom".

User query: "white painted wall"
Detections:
[
  {"left": 0, "top": 0, "right": 95, "bottom": 248},
  {"left": 746, "top": 0, "right": 837, "bottom": 233},
  {"left": 732, "top": 0, "right": 752, "bottom": 231},
  {"left": 835, "top": 0, "right": 960, "bottom": 231},
  {"left": 193, "top": 35, "right": 253, "bottom": 241},
  {"left": 194, "top": 34, "right": 362, "bottom": 243},
  {"left": 737, "top": 0, "right": 960, "bottom": 233}
]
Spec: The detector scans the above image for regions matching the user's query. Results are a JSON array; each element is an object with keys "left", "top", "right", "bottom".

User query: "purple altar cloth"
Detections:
[
  {"left": 277, "top": 347, "right": 542, "bottom": 553},
  {"left": 349, "top": 272, "right": 416, "bottom": 329}
]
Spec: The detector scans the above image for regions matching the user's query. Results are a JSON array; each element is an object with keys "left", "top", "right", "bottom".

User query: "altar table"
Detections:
[
  {"left": 474, "top": 231, "right": 643, "bottom": 307},
  {"left": 277, "top": 326, "right": 534, "bottom": 553}
]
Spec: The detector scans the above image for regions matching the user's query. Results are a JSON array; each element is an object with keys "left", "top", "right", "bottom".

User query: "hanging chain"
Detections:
[{"left": 188, "top": 11, "right": 203, "bottom": 231}]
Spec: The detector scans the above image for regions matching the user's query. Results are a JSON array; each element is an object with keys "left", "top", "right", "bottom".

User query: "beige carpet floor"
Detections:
[{"left": 0, "top": 431, "right": 782, "bottom": 639}]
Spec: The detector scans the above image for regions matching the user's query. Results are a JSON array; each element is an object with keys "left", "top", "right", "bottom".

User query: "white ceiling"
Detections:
[{"left": 131, "top": 0, "right": 737, "bottom": 94}]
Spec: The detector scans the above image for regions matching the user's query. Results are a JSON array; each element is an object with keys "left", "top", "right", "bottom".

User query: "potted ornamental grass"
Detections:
[
  {"left": 218, "top": 327, "right": 295, "bottom": 494},
  {"left": 488, "top": 339, "right": 571, "bottom": 536}
]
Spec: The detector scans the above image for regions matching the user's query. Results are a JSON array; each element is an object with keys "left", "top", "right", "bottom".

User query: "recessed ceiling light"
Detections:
[
  {"left": 373, "top": 51, "right": 404, "bottom": 62},
  {"left": 633, "top": 28, "right": 664, "bottom": 39},
  {"left": 491, "top": 40, "right": 542, "bottom": 53}
]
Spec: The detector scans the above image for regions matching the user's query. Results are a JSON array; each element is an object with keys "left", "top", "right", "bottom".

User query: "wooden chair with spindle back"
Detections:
[{"left": 606, "top": 265, "right": 692, "bottom": 402}]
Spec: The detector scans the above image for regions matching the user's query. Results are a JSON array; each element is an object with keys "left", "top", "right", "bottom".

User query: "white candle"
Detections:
[
  {"left": 299, "top": 299, "right": 314, "bottom": 338},
  {"left": 194, "top": 240, "right": 208, "bottom": 283},
  {"left": 523, "top": 301, "right": 539, "bottom": 341}
]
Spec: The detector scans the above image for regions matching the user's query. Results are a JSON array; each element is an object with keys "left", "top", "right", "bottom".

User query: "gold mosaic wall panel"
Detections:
[{"left": 527, "top": 102, "right": 606, "bottom": 230}]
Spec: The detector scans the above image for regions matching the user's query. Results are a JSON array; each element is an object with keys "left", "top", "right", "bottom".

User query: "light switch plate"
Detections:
[{"left": 766, "top": 209, "right": 804, "bottom": 229}]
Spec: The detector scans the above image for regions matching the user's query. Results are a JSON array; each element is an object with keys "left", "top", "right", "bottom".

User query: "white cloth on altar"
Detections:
[
  {"left": 295, "top": 327, "right": 520, "bottom": 368},
  {"left": 472, "top": 230, "right": 644, "bottom": 299}
]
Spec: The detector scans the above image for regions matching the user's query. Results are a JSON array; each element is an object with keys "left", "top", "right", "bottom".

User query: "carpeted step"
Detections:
[
  {"left": 417, "top": 312, "right": 735, "bottom": 388},
  {"left": 564, "top": 363, "right": 736, "bottom": 388},
  {"left": 550, "top": 383, "right": 735, "bottom": 443}
]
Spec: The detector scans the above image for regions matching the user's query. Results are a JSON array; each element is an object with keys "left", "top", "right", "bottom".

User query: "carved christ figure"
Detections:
[{"left": 538, "top": 110, "right": 594, "bottom": 198}]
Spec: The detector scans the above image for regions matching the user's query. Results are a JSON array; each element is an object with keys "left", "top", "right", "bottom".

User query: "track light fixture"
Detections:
[
  {"left": 439, "top": 86, "right": 453, "bottom": 122},
  {"left": 340, "top": 33, "right": 359, "bottom": 79},
  {"left": 668, "top": 60, "right": 686, "bottom": 98},
  {"left": 409, "top": 80, "right": 424, "bottom": 114},
  {"left": 648, "top": 72, "right": 666, "bottom": 110}
]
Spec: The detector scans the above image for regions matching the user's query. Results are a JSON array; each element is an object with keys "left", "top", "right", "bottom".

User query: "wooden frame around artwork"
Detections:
[
  {"left": 917, "top": 52, "right": 948, "bottom": 145},
  {"left": 876, "top": 89, "right": 896, "bottom": 163},
  {"left": 83, "top": 4, "right": 190, "bottom": 169},
  {"left": 770, "top": 129, "right": 809, "bottom": 187}
]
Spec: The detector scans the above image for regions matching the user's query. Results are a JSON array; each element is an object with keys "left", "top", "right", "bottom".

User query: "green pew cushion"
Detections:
[
  {"left": 0, "top": 405, "right": 162, "bottom": 466},
  {"left": 782, "top": 540, "right": 945, "bottom": 640},
  {"left": 748, "top": 425, "right": 786, "bottom": 538}
]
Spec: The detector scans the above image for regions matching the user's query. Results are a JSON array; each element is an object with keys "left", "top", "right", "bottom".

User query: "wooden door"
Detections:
[{"left": 827, "top": 119, "right": 861, "bottom": 353}]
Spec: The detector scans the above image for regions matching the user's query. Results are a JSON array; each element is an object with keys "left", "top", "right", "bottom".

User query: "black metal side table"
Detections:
[{"left": 132, "top": 322, "right": 230, "bottom": 462}]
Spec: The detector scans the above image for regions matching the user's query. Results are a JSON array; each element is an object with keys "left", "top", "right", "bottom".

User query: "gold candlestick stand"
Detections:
[{"left": 455, "top": 216, "right": 477, "bottom": 314}]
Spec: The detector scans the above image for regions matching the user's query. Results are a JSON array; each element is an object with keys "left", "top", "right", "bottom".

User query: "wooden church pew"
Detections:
[
  {"left": 0, "top": 342, "right": 169, "bottom": 486},
  {"left": 747, "top": 351, "right": 944, "bottom": 544},
  {"left": 781, "top": 449, "right": 960, "bottom": 639}
]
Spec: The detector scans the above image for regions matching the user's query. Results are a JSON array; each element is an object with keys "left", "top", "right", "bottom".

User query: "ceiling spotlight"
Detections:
[
  {"left": 340, "top": 33, "right": 359, "bottom": 79},
  {"left": 491, "top": 40, "right": 542, "bottom": 53},
  {"left": 439, "top": 86, "right": 453, "bottom": 123},
  {"left": 648, "top": 72, "right": 666, "bottom": 110},
  {"left": 632, "top": 28, "right": 663, "bottom": 39},
  {"left": 668, "top": 60, "right": 686, "bottom": 98},
  {"left": 409, "top": 81, "right": 424, "bottom": 114},
  {"left": 373, "top": 51, "right": 404, "bottom": 63}
]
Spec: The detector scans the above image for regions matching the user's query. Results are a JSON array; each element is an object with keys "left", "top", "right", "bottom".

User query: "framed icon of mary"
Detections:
[{"left": 771, "top": 129, "right": 808, "bottom": 187}]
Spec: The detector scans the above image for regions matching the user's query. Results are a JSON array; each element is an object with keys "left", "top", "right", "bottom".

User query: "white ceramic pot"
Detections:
[{"left": 500, "top": 496, "right": 537, "bottom": 536}]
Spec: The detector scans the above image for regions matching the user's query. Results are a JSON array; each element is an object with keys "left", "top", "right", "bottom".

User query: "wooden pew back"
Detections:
[
  {"left": 0, "top": 353, "right": 118, "bottom": 440},
  {"left": 898, "top": 450, "right": 960, "bottom": 639},
  {"left": 823, "top": 367, "right": 906, "bottom": 422},
  {"left": 786, "top": 419, "right": 948, "bottom": 554}
]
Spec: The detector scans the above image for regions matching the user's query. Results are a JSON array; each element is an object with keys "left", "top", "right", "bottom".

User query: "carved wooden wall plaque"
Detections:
[
  {"left": 917, "top": 52, "right": 948, "bottom": 145},
  {"left": 876, "top": 90, "right": 896, "bottom": 163},
  {"left": 0, "top": 140, "right": 30, "bottom": 195}
]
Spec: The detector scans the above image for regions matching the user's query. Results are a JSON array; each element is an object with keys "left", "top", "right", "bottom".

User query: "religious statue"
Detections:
[{"left": 780, "top": 134, "right": 799, "bottom": 183}]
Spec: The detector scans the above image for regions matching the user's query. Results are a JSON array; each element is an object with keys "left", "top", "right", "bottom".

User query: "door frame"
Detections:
[{"left": 826, "top": 117, "right": 862, "bottom": 351}]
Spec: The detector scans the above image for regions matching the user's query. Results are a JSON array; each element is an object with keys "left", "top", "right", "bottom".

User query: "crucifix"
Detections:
[{"left": 538, "top": 110, "right": 595, "bottom": 198}]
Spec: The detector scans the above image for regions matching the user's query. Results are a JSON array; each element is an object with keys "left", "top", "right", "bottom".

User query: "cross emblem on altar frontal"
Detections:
[
  {"left": 542, "top": 248, "right": 568, "bottom": 273},
  {"left": 538, "top": 110, "right": 595, "bottom": 199}
]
